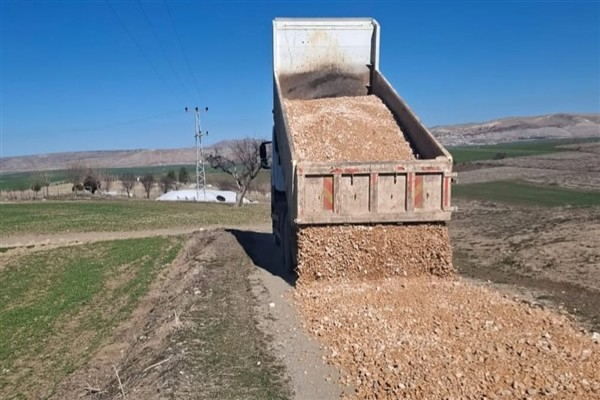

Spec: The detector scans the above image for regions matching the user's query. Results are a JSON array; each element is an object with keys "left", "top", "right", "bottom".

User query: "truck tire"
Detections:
[
  {"left": 282, "top": 210, "right": 295, "bottom": 274},
  {"left": 273, "top": 218, "right": 281, "bottom": 246},
  {"left": 272, "top": 191, "right": 286, "bottom": 247}
]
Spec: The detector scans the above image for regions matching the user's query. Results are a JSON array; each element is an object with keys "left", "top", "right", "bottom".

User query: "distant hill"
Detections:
[
  {"left": 1, "top": 113, "right": 598, "bottom": 173},
  {"left": 431, "top": 113, "right": 599, "bottom": 146},
  {"left": 0, "top": 140, "right": 239, "bottom": 174},
  {"left": 0, "top": 148, "right": 196, "bottom": 174}
]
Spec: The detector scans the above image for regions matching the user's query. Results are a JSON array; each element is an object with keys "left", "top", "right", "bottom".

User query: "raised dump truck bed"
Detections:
[{"left": 270, "top": 18, "right": 454, "bottom": 229}]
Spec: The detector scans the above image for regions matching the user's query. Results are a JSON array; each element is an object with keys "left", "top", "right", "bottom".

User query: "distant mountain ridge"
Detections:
[
  {"left": 430, "top": 113, "right": 599, "bottom": 146},
  {"left": 1, "top": 113, "right": 598, "bottom": 173},
  {"left": 0, "top": 148, "right": 198, "bottom": 174}
]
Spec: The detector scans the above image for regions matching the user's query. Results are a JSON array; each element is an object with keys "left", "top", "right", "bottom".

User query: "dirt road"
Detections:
[
  {"left": 232, "top": 229, "right": 342, "bottom": 399},
  {"left": 0, "top": 224, "right": 272, "bottom": 249}
]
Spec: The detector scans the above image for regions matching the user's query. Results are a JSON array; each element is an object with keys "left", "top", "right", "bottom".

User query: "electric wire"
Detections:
[
  {"left": 163, "top": 0, "right": 203, "bottom": 101},
  {"left": 135, "top": 0, "right": 193, "bottom": 100},
  {"left": 104, "top": 0, "right": 181, "bottom": 102}
]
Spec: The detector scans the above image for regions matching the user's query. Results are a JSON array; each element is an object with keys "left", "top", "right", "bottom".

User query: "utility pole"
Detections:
[{"left": 185, "top": 106, "right": 208, "bottom": 201}]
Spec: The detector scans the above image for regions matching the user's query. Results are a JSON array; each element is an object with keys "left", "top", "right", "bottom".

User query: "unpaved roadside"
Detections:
[
  {"left": 0, "top": 224, "right": 271, "bottom": 261},
  {"left": 51, "top": 228, "right": 339, "bottom": 399},
  {"left": 231, "top": 229, "right": 342, "bottom": 399},
  {"left": 0, "top": 224, "right": 272, "bottom": 248}
]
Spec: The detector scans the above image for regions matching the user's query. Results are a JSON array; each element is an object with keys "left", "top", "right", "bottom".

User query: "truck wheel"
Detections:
[
  {"left": 273, "top": 195, "right": 285, "bottom": 247},
  {"left": 273, "top": 218, "right": 281, "bottom": 246},
  {"left": 282, "top": 211, "right": 295, "bottom": 274}
]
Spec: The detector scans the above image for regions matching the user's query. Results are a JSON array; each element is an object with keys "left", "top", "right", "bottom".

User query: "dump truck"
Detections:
[{"left": 260, "top": 18, "right": 455, "bottom": 272}]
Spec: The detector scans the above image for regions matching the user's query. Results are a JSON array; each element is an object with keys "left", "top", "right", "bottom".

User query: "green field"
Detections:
[
  {"left": 0, "top": 201, "right": 291, "bottom": 399},
  {"left": 0, "top": 200, "right": 270, "bottom": 236},
  {"left": 0, "top": 236, "right": 183, "bottom": 398},
  {"left": 453, "top": 181, "right": 600, "bottom": 207},
  {"left": 0, "top": 165, "right": 270, "bottom": 191},
  {"left": 0, "top": 164, "right": 193, "bottom": 191},
  {"left": 449, "top": 137, "right": 600, "bottom": 163}
]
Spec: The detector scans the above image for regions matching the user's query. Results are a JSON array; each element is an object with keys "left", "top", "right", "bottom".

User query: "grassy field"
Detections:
[
  {"left": 0, "top": 165, "right": 191, "bottom": 191},
  {"left": 0, "top": 200, "right": 292, "bottom": 398},
  {"left": 0, "top": 164, "right": 270, "bottom": 191},
  {"left": 453, "top": 180, "right": 600, "bottom": 207},
  {"left": 449, "top": 137, "right": 600, "bottom": 163},
  {"left": 0, "top": 236, "right": 183, "bottom": 399},
  {"left": 0, "top": 200, "right": 270, "bottom": 236}
]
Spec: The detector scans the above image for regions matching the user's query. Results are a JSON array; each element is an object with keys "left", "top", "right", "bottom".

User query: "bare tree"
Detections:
[
  {"left": 207, "top": 138, "right": 264, "bottom": 207},
  {"left": 39, "top": 172, "right": 51, "bottom": 198},
  {"left": 140, "top": 173, "right": 155, "bottom": 199},
  {"left": 103, "top": 172, "right": 115, "bottom": 193},
  {"left": 121, "top": 173, "right": 136, "bottom": 198},
  {"left": 66, "top": 162, "right": 86, "bottom": 195}
]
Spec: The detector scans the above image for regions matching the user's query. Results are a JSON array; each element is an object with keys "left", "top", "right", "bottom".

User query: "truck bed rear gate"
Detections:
[{"left": 296, "top": 163, "right": 453, "bottom": 225}]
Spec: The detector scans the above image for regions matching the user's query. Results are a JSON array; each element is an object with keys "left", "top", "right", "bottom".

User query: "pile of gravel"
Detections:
[
  {"left": 285, "top": 95, "right": 416, "bottom": 162},
  {"left": 295, "top": 277, "right": 600, "bottom": 399},
  {"left": 285, "top": 92, "right": 599, "bottom": 400}
]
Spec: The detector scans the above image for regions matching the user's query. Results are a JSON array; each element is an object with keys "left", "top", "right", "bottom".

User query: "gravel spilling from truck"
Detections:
[
  {"left": 285, "top": 94, "right": 452, "bottom": 284},
  {"left": 296, "top": 224, "right": 453, "bottom": 283},
  {"left": 285, "top": 93, "right": 600, "bottom": 399}
]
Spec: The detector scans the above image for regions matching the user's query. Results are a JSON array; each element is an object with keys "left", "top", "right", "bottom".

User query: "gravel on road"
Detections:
[{"left": 295, "top": 277, "right": 600, "bottom": 399}]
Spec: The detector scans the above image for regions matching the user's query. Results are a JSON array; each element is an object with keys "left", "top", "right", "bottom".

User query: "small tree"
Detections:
[
  {"left": 158, "top": 170, "right": 177, "bottom": 194},
  {"left": 178, "top": 166, "right": 190, "bottom": 185},
  {"left": 140, "top": 173, "right": 155, "bottom": 199},
  {"left": 83, "top": 168, "right": 101, "bottom": 194},
  {"left": 31, "top": 182, "right": 42, "bottom": 198},
  {"left": 121, "top": 173, "right": 137, "bottom": 198},
  {"left": 207, "top": 138, "right": 264, "bottom": 207}
]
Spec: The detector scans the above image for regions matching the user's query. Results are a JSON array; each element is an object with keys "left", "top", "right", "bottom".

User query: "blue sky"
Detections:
[{"left": 1, "top": 1, "right": 598, "bottom": 157}]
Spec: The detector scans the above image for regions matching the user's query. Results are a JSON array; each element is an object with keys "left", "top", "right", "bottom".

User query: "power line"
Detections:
[
  {"left": 104, "top": 0, "right": 180, "bottom": 102},
  {"left": 135, "top": 0, "right": 193, "bottom": 100},
  {"left": 164, "top": 0, "right": 203, "bottom": 101}
]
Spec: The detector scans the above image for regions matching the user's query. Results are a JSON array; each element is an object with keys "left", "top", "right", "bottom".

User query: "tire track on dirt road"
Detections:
[{"left": 0, "top": 224, "right": 272, "bottom": 259}]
